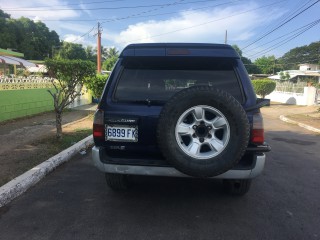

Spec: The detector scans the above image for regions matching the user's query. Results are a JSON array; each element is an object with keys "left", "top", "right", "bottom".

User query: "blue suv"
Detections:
[{"left": 92, "top": 43, "right": 270, "bottom": 195}]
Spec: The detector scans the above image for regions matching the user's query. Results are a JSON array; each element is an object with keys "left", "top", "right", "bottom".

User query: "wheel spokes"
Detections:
[
  {"left": 177, "top": 123, "right": 192, "bottom": 135},
  {"left": 193, "top": 107, "right": 204, "bottom": 121},
  {"left": 212, "top": 116, "right": 227, "bottom": 129},
  {"left": 208, "top": 138, "right": 224, "bottom": 152},
  {"left": 175, "top": 105, "right": 230, "bottom": 159},
  {"left": 188, "top": 142, "right": 201, "bottom": 155}
]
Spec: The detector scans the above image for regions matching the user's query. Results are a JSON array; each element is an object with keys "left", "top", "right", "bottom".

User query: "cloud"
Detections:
[
  {"left": 0, "top": 0, "right": 80, "bottom": 34},
  {"left": 108, "top": 2, "right": 284, "bottom": 49},
  {"left": 1, "top": 0, "right": 79, "bottom": 20},
  {"left": 1, "top": 0, "right": 97, "bottom": 45},
  {"left": 79, "top": 2, "right": 92, "bottom": 16}
]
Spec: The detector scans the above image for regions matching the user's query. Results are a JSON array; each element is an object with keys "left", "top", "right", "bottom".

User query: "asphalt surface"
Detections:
[{"left": 0, "top": 111, "right": 319, "bottom": 240}]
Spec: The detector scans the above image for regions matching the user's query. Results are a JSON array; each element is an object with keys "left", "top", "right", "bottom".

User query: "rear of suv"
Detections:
[{"left": 92, "top": 43, "right": 270, "bottom": 195}]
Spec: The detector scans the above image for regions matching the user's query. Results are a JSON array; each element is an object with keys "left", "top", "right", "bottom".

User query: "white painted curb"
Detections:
[
  {"left": 280, "top": 115, "right": 320, "bottom": 134},
  {"left": 0, "top": 135, "right": 93, "bottom": 208}
]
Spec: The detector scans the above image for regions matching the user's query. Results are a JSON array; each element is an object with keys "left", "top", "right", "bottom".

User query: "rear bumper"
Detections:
[{"left": 92, "top": 146, "right": 266, "bottom": 179}]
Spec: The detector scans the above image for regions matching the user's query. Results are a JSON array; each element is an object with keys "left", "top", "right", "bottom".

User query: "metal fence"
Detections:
[
  {"left": 0, "top": 76, "right": 54, "bottom": 90},
  {"left": 275, "top": 81, "right": 306, "bottom": 94}
]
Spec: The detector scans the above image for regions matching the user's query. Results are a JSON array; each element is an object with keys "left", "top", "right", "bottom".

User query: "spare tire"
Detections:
[{"left": 157, "top": 86, "right": 249, "bottom": 177}]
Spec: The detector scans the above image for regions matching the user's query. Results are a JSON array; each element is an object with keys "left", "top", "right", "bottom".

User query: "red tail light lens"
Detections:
[
  {"left": 251, "top": 113, "right": 264, "bottom": 145},
  {"left": 93, "top": 109, "right": 104, "bottom": 139}
]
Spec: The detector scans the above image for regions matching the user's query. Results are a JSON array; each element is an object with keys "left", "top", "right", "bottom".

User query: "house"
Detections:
[
  {"left": 268, "top": 63, "right": 320, "bottom": 83},
  {"left": 0, "top": 48, "right": 36, "bottom": 75},
  {"left": 266, "top": 63, "right": 320, "bottom": 106},
  {"left": 299, "top": 63, "right": 320, "bottom": 71}
]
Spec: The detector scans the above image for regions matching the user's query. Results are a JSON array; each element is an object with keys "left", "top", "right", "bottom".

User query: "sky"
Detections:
[{"left": 0, "top": 0, "right": 319, "bottom": 60}]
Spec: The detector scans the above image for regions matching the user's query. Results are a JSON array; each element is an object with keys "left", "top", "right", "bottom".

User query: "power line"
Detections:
[
  {"left": 19, "top": 0, "right": 187, "bottom": 22},
  {"left": 2, "top": 0, "right": 225, "bottom": 11},
  {"left": 26, "top": 1, "right": 236, "bottom": 22},
  {"left": 68, "top": 26, "right": 96, "bottom": 43},
  {"left": 100, "top": 0, "right": 186, "bottom": 24},
  {"left": 273, "top": 0, "right": 314, "bottom": 28},
  {"left": 18, "top": 0, "right": 184, "bottom": 22},
  {"left": 241, "top": 0, "right": 310, "bottom": 46},
  {"left": 1, "top": 0, "right": 129, "bottom": 9},
  {"left": 101, "top": 0, "right": 235, "bottom": 24},
  {"left": 246, "top": 20, "right": 320, "bottom": 59},
  {"left": 116, "top": 1, "right": 286, "bottom": 44},
  {"left": 241, "top": 0, "right": 320, "bottom": 51},
  {"left": 243, "top": 18, "right": 320, "bottom": 55}
]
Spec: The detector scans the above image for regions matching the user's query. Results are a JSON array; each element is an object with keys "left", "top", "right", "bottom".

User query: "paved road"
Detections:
[{"left": 0, "top": 111, "right": 319, "bottom": 240}]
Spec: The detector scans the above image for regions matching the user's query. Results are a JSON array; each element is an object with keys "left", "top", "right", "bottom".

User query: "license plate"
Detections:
[{"left": 105, "top": 125, "right": 138, "bottom": 142}]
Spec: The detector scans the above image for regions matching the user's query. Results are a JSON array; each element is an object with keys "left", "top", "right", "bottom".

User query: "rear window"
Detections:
[{"left": 114, "top": 57, "right": 243, "bottom": 102}]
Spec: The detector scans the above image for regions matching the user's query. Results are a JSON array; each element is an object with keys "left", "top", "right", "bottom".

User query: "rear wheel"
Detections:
[
  {"left": 157, "top": 86, "right": 250, "bottom": 177},
  {"left": 105, "top": 173, "right": 130, "bottom": 190},
  {"left": 223, "top": 179, "right": 252, "bottom": 196}
]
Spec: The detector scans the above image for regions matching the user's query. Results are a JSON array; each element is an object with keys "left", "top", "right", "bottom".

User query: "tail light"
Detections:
[
  {"left": 93, "top": 109, "right": 104, "bottom": 139},
  {"left": 251, "top": 112, "right": 264, "bottom": 145}
]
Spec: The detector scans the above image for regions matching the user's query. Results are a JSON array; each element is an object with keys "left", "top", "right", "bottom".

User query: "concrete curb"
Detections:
[
  {"left": 0, "top": 135, "right": 93, "bottom": 208},
  {"left": 280, "top": 115, "right": 320, "bottom": 133}
]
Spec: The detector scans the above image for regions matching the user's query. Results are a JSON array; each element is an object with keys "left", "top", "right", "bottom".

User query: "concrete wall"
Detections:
[
  {"left": 0, "top": 74, "right": 94, "bottom": 123},
  {"left": 68, "top": 86, "right": 92, "bottom": 108},
  {"left": 265, "top": 87, "right": 317, "bottom": 106}
]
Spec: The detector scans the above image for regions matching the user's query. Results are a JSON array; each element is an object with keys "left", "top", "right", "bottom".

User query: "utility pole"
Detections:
[
  {"left": 97, "top": 22, "right": 102, "bottom": 73},
  {"left": 273, "top": 58, "right": 276, "bottom": 75},
  {"left": 224, "top": 30, "right": 228, "bottom": 44}
]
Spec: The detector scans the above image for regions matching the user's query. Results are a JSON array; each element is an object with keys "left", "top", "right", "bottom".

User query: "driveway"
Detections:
[{"left": 0, "top": 107, "right": 319, "bottom": 240}]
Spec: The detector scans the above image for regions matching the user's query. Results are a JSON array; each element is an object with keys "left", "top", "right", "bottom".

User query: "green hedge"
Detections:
[
  {"left": 251, "top": 79, "right": 276, "bottom": 98},
  {"left": 85, "top": 74, "right": 108, "bottom": 98}
]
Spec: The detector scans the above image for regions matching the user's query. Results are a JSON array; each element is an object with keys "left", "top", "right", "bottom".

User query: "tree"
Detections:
[
  {"left": 241, "top": 57, "right": 261, "bottom": 74},
  {"left": 279, "top": 71, "right": 290, "bottom": 81},
  {"left": 54, "top": 42, "right": 87, "bottom": 60},
  {"left": 104, "top": 47, "right": 119, "bottom": 58},
  {"left": 45, "top": 59, "right": 96, "bottom": 139},
  {"left": 232, "top": 44, "right": 242, "bottom": 57},
  {"left": 102, "top": 56, "right": 118, "bottom": 71},
  {"left": 85, "top": 74, "right": 108, "bottom": 98},
  {"left": 254, "top": 55, "right": 281, "bottom": 74},
  {"left": 85, "top": 45, "right": 96, "bottom": 62},
  {"left": 232, "top": 44, "right": 260, "bottom": 74},
  {"left": 0, "top": 11, "right": 60, "bottom": 59},
  {"left": 279, "top": 41, "right": 320, "bottom": 69},
  {"left": 251, "top": 79, "right": 276, "bottom": 98},
  {"left": 102, "top": 47, "right": 119, "bottom": 71},
  {"left": 0, "top": 9, "right": 10, "bottom": 18}
]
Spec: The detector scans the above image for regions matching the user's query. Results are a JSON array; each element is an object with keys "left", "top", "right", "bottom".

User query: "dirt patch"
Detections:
[
  {"left": 0, "top": 105, "right": 95, "bottom": 186},
  {"left": 286, "top": 111, "right": 320, "bottom": 130},
  {"left": 261, "top": 103, "right": 319, "bottom": 118},
  {"left": 261, "top": 104, "right": 320, "bottom": 130}
]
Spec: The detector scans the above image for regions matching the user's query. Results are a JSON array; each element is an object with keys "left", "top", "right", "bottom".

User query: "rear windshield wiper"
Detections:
[{"left": 132, "top": 99, "right": 166, "bottom": 106}]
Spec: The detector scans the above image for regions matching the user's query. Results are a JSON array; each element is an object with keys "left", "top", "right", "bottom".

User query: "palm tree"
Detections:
[
  {"left": 101, "top": 47, "right": 120, "bottom": 71},
  {"left": 104, "top": 47, "right": 119, "bottom": 59}
]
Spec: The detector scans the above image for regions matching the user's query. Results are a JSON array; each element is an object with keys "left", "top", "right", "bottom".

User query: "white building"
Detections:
[
  {"left": 266, "top": 63, "right": 320, "bottom": 106},
  {"left": 268, "top": 63, "right": 320, "bottom": 83},
  {"left": 299, "top": 63, "right": 320, "bottom": 71}
]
